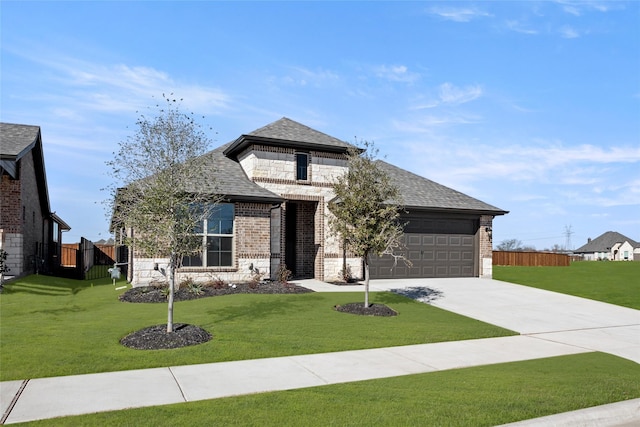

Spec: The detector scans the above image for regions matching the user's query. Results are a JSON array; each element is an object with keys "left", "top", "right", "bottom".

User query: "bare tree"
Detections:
[
  {"left": 328, "top": 141, "right": 406, "bottom": 307},
  {"left": 107, "top": 94, "right": 220, "bottom": 332},
  {"left": 496, "top": 238, "right": 524, "bottom": 251}
]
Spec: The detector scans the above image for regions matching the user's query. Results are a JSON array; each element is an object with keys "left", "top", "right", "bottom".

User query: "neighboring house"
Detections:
[
  {"left": 121, "top": 118, "right": 507, "bottom": 286},
  {"left": 573, "top": 231, "right": 640, "bottom": 261},
  {"left": 0, "top": 123, "right": 71, "bottom": 279}
]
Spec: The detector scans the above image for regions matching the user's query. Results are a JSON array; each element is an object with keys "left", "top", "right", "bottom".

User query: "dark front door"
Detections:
[
  {"left": 285, "top": 203, "right": 297, "bottom": 276},
  {"left": 284, "top": 201, "right": 316, "bottom": 279}
]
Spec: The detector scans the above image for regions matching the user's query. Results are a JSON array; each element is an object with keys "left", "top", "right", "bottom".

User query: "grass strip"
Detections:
[
  {"left": 494, "top": 261, "right": 640, "bottom": 309},
  {"left": 16, "top": 352, "right": 640, "bottom": 426}
]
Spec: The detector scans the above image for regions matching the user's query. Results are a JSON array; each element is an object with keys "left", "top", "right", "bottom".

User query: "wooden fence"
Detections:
[
  {"left": 493, "top": 251, "right": 570, "bottom": 267},
  {"left": 62, "top": 243, "right": 115, "bottom": 267}
]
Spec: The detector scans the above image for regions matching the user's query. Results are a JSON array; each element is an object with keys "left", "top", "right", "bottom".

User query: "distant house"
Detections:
[
  {"left": 573, "top": 231, "right": 640, "bottom": 261},
  {"left": 0, "top": 123, "right": 71, "bottom": 278},
  {"left": 117, "top": 118, "right": 507, "bottom": 286}
]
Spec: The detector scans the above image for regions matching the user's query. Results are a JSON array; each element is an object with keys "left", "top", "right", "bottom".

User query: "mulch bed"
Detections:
[
  {"left": 334, "top": 302, "right": 398, "bottom": 316},
  {"left": 119, "top": 281, "right": 313, "bottom": 303},
  {"left": 119, "top": 280, "right": 398, "bottom": 350},
  {"left": 121, "top": 323, "right": 212, "bottom": 350}
]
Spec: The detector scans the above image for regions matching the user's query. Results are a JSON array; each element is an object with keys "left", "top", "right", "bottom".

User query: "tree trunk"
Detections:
[
  {"left": 364, "top": 254, "right": 370, "bottom": 308},
  {"left": 167, "top": 253, "right": 175, "bottom": 333}
]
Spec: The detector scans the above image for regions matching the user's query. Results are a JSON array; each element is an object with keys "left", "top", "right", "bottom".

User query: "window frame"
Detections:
[
  {"left": 296, "top": 152, "right": 309, "bottom": 181},
  {"left": 182, "top": 203, "right": 235, "bottom": 268}
]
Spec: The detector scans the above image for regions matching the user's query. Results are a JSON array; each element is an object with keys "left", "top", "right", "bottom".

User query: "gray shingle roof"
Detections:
[
  {"left": 0, "top": 122, "right": 41, "bottom": 159},
  {"left": 224, "top": 117, "right": 355, "bottom": 157},
  {"left": 573, "top": 231, "right": 640, "bottom": 253},
  {"left": 377, "top": 160, "right": 507, "bottom": 214},
  {"left": 190, "top": 143, "right": 282, "bottom": 203}
]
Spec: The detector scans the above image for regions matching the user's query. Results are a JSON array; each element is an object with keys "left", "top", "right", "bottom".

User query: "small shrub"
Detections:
[
  {"left": 187, "top": 281, "right": 204, "bottom": 296},
  {"left": 159, "top": 286, "right": 170, "bottom": 300},
  {"left": 149, "top": 280, "right": 168, "bottom": 289},
  {"left": 205, "top": 275, "right": 226, "bottom": 289},
  {"left": 276, "top": 264, "right": 292, "bottom": 284},
  {"left": 179, "top": 277, "right": 195, "bottom": 290},
  {"left": 339, "top": 265, "right": 354, "bottom": 283}
]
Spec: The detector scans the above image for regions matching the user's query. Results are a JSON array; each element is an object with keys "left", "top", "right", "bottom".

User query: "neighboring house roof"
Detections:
[
  {"left": 224, "top": 117, "right": 356, "bottom": 158},
  {"left": 0, "top": 122, "right": 50, "bottom": 213},
  {"left": 0, "top": 122, "right": 42, "bottom": 178},
  {"left": 377, "top": 160, "right": 508, "bottom": 215},
  {"left": 0, "top": 122, "right": 41, "bottom": 159},
  {"left": 1, "top": 122, "right": 70, "bottom": 230},
  {"left": 574, "top": 231, "right": 640, "bottom": 253}
]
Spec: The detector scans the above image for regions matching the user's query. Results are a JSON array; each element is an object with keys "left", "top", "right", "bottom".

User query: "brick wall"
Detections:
[
  {"left": 0, "top": 175, "right": 21, "bottom": 233},
  {"left": 0, "top": 149, "right": 47, "bottom": 276},
  {"left": 479, "top": 215, "right": 494, "bottom": 277}
]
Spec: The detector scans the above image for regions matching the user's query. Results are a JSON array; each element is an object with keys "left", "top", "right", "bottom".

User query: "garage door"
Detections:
[{"left": 369, "top": 216, "right": 478, "bottom": 279}]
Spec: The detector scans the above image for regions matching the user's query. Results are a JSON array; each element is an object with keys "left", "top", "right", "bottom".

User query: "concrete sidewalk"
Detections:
[{"left": 1, "top": 278, "right": 639, "bottom": 425}]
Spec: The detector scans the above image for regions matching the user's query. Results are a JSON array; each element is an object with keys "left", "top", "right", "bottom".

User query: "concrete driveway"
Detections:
[{"left": 301, "top": 277, "right": 640, "bottom": 363}]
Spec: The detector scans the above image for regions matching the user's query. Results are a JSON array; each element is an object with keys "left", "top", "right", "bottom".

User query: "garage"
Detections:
[{"left": 369, "top": 213, "right": 479, "bottom": 279}]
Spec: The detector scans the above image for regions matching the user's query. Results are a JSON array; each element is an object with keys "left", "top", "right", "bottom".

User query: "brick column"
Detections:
[{"left": 479, "top": 215, "right": 494, "bottom": 278}]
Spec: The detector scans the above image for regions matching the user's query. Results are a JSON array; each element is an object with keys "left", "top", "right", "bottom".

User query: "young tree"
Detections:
[
  {"left": 107, "top": 94, "right": 220, "bottom": 332},
  {"left": 328, "top": 141, "right": 406, "bottom": 307}
]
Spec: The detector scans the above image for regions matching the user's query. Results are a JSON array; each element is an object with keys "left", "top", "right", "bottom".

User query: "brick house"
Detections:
[
  {"left": 123, "top": 118, "right": 507, "bottom": 286},
  {"left": 0, "top": 123, "right": 70, "bottom": 279}
]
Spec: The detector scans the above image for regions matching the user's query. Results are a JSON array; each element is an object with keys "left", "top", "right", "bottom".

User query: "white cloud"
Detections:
[
  {"left": 560, "top": 26, "right": 580, "bottom": 39},
  {"left": 9, "top": 49, "right": 231, "bottom": 116},
  {"left": 280, "top": 66, "right": 341, "bottom": 87},
  {"left": 506, "top": 20, "right": 538, "bottom": 35},
  {"left": 374, "top": 65, "right": 421, "bottom": 84},
  {"left": 555, "top": 0, "right": 619, "bottom": 16},
  {"left": 428, "top": 6, "right": 492, "bottom": 22},
  {"left": 438, "top": 82, "right": 483, "bottom": 105}
]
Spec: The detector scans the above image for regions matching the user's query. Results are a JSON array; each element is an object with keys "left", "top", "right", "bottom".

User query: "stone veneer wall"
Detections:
[{"left": 479, "top": 215, "right": 494, "bottom": 278}]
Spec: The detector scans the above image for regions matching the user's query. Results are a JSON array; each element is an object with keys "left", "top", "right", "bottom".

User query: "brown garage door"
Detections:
[{"left": 369, "top": 215, "right": 478, "bottom": 279}]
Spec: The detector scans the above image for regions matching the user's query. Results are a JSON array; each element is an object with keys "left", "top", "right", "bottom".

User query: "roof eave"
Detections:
[
  {"left": 223, "top": 134, "right": 352, "bottom": 158},
  {"left": 403, "top": 205, "right": 509, "bottom": 216}
]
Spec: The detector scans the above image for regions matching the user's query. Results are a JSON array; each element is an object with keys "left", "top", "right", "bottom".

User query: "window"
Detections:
[
  {"left": 182, "top": 203, "right": 234, "bottom": 267},
  {"left": 296, "top": 153, "right": 308, "bottom": 181}
]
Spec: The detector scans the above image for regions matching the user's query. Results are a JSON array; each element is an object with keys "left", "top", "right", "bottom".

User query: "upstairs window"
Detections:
[
  {"left": 296, "top": 153, "right": 309, "bottom": 181},
  {"left": 182, "top": 203, "right": 234, "bottom": 267}
]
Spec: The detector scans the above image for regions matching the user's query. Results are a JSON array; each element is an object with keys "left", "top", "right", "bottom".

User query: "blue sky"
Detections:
[{"left": 2, "top": 1, "right": 639, "bottom": 250}]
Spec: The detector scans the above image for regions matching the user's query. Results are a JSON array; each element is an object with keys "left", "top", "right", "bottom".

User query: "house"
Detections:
[
  {"left": 573, "top": 231, "right": 640, "bottom": 261},
  {"left": 0, "top": 123, "right": 70, "bottom": 279},
  {"left": 122, "top": 118, "right": 507, "bottom": 286}
]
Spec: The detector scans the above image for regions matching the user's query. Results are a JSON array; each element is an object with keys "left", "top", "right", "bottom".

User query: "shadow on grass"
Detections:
[
  {"left": 1, "top": 275, "right": 120, "bottom": 297},
  {"left": 207, "top": 293, "right": 325, "bottom": 322},
  {"left": 389, "top": 286, "right": 444, "bottom": 304}
]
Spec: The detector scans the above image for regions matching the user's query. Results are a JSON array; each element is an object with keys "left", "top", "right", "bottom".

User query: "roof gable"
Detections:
[
  {"left": 224, "top": 117, "right": 355, "bottom": 158},
  {"left": 574, "top": 231, "right": 640, "bottom": 253},
  {"left": 0, "top": 122, "right": 41, "bottom": 159},
  {"left": 188, "top": 144, "right": 283, "bottom": 203}
]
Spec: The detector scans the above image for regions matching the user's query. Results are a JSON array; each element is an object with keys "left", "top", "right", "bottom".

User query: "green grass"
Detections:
[
  {"left": 17, "top": 352, "right": 640, "bottom": 426},
  {"left": 494, "top": 261, "right": 640, "bottom": 309},
  {"left": 0, "top": 275, "right": 514, "bottom": 381}
]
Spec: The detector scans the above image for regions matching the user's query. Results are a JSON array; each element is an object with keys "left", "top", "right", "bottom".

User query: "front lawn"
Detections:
[
  {"left": 0, "top": 275, "right": 514, "bottom": 381},
  {"left": 17, "top": 352, "right": 640, "bottom": 426},
  {"left": 494, "top": 261, "right": 640, "bottom": 309}
]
